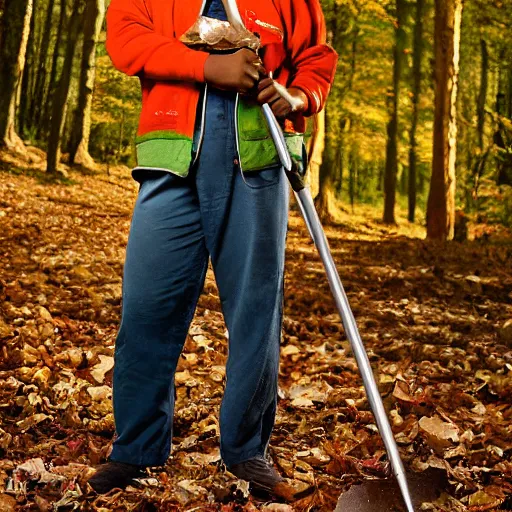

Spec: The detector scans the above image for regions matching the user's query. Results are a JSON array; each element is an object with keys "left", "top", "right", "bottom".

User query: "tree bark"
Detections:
[
  {"left": 335, "top": 117, "right": 347, "bottom": 199},
  {"left": 408, "top": 0, "right": 425, "bottom": 223},
  {"left": 383, "top": 0, "right": 407, "bottom": 224},
  {"left": 30, "top": 0, "right": 55, "bottom": 132},
  {"left": 69, "top": 0, "right": 105, "bottom": 168},
  {"left": 476, "top": 39, "right": 488, "bottom": 151},
  {"left": 316, "top": 106, "right": 337, "bottom": 223},
  {"left": 0, "top": 0, "right": 33, "bottom": 151},
  {"left": 314, "top": 1, "right": 345, "bottom": 223},
  {"left": 470, "top": 38, "right": 489, "bottom": 201},
  {"left": 427, "top": 0, "right": 464, "bottom": 241},
  {"left": 305, "top": 110, "right": 324, "bottom": 199},
  {"left": 40, "top": 0, "right": 66, "bottom": 140},
  {"left": 46, "top": 0, "right": 85, "bottom": 174},
  {"left": 349, "top": 148, "right": 357, "bottom": 213},
  {"left": 18, "top": 0, "right": 37, "bottom": 139}
]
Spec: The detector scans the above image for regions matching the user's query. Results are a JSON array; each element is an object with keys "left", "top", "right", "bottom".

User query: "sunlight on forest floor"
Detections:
[{"left": 323, "top": 202, "right": 427, "bottom": 241}]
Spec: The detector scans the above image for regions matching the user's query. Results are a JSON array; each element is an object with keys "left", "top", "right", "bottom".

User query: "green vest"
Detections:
[{"left": 134, "top": 97, "right": 307, "bottom": 178}]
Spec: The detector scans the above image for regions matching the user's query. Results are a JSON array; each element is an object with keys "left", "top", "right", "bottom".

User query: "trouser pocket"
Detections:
[{"left": 239, "top": 164, "right": 282, "bottom": 189}]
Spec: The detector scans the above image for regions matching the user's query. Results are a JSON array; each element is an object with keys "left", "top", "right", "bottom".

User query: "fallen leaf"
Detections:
[
  {"left": 419, "top": 416, "right": 459, "bottom": 453},
  {"left": 90, "top": 355, "right": 114, "bottom": 384}
]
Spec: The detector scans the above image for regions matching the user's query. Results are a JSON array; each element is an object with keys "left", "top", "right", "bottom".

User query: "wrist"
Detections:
[
  {"left": 193, "top": 51, "right": 211, "bottom": 83},
  {"left": 288, "top": 87, "right": 309, "bottom": 113},
  {"left": 203, "top": 54, "right": 217, "bottom": 84}
]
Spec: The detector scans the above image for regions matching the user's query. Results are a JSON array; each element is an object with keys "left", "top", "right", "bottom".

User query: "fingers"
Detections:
[
  {"left": 257, "top": 77, "right": 274, "bottom": 92},
  {"left": 252, "top": 59, "right": 267, "bottom": 77},
  {"left": 245, "top": 63, "right": 260, "bottom": 82},
  {"left": 257, "top": 84, "right": 281, "bottom": 105},
  {"left": 240, "top": 48, "right": 263, "bottom": 67},
  {"left": 239, "top": 67, "right": 259, "bottom": 93},
  {"left": 235, "top": 49, "right": 265, "bottom": 93},
  {"left": 271, "top": 98, "right": 292, "bottom": 119}
]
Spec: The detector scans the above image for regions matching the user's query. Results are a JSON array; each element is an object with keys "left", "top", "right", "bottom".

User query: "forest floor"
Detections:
[{"left": 1, "top": 163, "right": 512, "bottom": 512}]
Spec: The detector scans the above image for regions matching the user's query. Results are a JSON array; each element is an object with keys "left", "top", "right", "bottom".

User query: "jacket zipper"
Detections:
[
  {"left": 192, "top": 84, "right": 208, "bottom": 167},
  {"left": 234, "top": 93, "right": 243, "bottom": 171},
  {"left": 191, "top": 0, "right": 210, "bottom": 166}
]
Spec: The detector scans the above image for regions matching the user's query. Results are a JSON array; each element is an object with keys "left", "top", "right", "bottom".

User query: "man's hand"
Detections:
[
  {"left": 256, "top": 78, "right": 308, "bottom": 119},
  {"left": 204, "top": 49, "right": 265, "bottom": 93}
]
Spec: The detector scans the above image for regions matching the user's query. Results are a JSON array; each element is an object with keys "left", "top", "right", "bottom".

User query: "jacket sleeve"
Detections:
[
  {"left": 106, "top": 0, "right": 210, "bottom": 82},
  {"left": 278, "top": 0, "right": 338, "bottom": 116}
]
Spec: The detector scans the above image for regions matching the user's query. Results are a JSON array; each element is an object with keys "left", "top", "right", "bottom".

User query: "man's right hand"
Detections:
[{"left": 204, "top": 49, "right": 265, "bottom": 93}]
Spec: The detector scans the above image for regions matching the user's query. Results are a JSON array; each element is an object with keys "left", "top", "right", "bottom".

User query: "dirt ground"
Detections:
[{"left": 1, "top": 166, "right": 511, "bottom": 511}]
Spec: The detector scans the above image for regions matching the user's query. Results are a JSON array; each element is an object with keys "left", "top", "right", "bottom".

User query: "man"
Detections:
[{"left": 88, "top": 0, "right": 337, "bottom": 496}]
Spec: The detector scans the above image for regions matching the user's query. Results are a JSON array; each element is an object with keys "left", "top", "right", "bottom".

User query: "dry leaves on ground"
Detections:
[{"left": 1, "top": 167, "right": 512, "bottom": 511}]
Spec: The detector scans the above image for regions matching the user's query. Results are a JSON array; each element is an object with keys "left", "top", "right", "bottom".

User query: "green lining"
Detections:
[
  {"left": 133, "top": 105, "right": 306, "bottom": 178},
  {"left": 136, "top": 137, "right": 193, "bottom": 177},
  {"left": 135, "top": 131, "right": 192, "bottom": 144}
]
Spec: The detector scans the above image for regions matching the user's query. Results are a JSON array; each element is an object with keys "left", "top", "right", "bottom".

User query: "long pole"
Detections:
[{"left": 293, "top": 186, "right": 415, "bottom": 512}]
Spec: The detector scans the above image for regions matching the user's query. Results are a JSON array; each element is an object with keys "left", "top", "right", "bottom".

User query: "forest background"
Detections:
[{"left": 1, "top": 0, "right": 511, "bottom": 238}]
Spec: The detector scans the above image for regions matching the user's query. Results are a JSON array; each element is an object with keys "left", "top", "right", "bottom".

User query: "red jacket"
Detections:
[{"left": 106, "top": 0, "right": 338, "bottom": 176}]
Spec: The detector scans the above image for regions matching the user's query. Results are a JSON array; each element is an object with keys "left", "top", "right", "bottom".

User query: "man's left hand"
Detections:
[{"left": 256, "top": 78, "right": 308, "bottom": 119}]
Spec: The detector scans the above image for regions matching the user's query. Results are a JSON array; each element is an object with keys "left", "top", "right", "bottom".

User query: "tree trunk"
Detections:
[
  {"left": 408, "top": 0, "right": 425, "bottom": 223},
  {"left": 40, "top": 0, "right": 66, "bottom": 140},
  {"left": 316, "top": 106, "right": 337, "bottom": 223},
  {"left": 46, "top": 0, "right": 85, "bottom": 174},
  {"left": 383, "top": 0, "right": 407, "bottom": 224},
  {"left": 349, "top": 149, "right": 356, "bottom": 213},
  {"left": 305, "top": 109, "right": 325, "bottom": 199},
  {"left": 18, "top": 0, "right": 37, "bottom": 139},
  {"left": 334, "top": 117, "right": 348, "bottom": 197},
  {"left": 69, "top": 0, "right": 105, "bottom": 168},
  {"left": 115, "top": 107, "right": 126, "bottom": 163},
  {"left": 335, "top": 130, "right": 344, "bottom": 199},
  {"left": 476, "top": 39, "right": 488, "bottom": 151},
  {"left": 469, "top": 38, "right": 489, "bottom": 200},
  {"left": 30, "top": 0, "right": 55, "bottom": 133},
  {"left": 426, "top": 0, "right": 463, "bottom": 241},
  {"left": 0, "top": 0, "right": 33, "bottom": 151}
]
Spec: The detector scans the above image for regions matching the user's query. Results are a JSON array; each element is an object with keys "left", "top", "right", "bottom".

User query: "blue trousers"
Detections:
[{"left": 110, "top": 90, "right": 289, "bottom": 467}]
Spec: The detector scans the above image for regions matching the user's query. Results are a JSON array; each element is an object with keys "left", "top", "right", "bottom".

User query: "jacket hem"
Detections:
[{"left": 135, "top": 137, "right": 193, "bottom": 178}]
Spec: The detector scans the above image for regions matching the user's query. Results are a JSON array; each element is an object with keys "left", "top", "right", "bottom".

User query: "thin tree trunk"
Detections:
[
  {"left": 334, "top": 117, "right": 347, "bottom": 196},
  {"left": 19, "top": 0, "right": 37, "bottom": 139},
  {"left": 476, "top": 39, "right": 488, "bottom": 151},
  {"left": 30, "top": 0, "right": 56, "bottom": 132},
  {"left": 408, "top": 0, "right": 425, "bottom": 223},
  {"left": 383, "top": 0, "right": 407, "bottom": 224},
  {"left": 349, "top": 149, "right": 357, "bottom": 213},
  {"left": 46, "top": 0, "right": 85, "bottom": 174},
  {"left": 40, "top": 0, "right": 66, "bottom": 140},
  {"left": 115, "top": 107, "right": 126, "bottom": 163},
  {"left": 469, "top": 38, "right": 489, "bottom": 200},
  {"left": 69, "top": 0, "right": 105, "bottom": 168},
  {"left": 316, "top": 106, "right": 337, "bottom": 223},
  {"left": 0, "top": 0, "right": 33, "bottom": 151},
  {"left": 336, "top": 133, "right": 344, "bottom": 199},
  {"left": 305, "top": 109, "right": 325, "bottom": 200},
  {"left": 427, "top": 0, "right": 464, "bottom": 241}
]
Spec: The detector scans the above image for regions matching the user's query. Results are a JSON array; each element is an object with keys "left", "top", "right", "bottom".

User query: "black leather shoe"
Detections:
[
  {"left": 228, "top": 457, "right": 285, "bottom": 493},
  {"left": 87, "top": 461, "right": 147, "bottom": 494}
]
